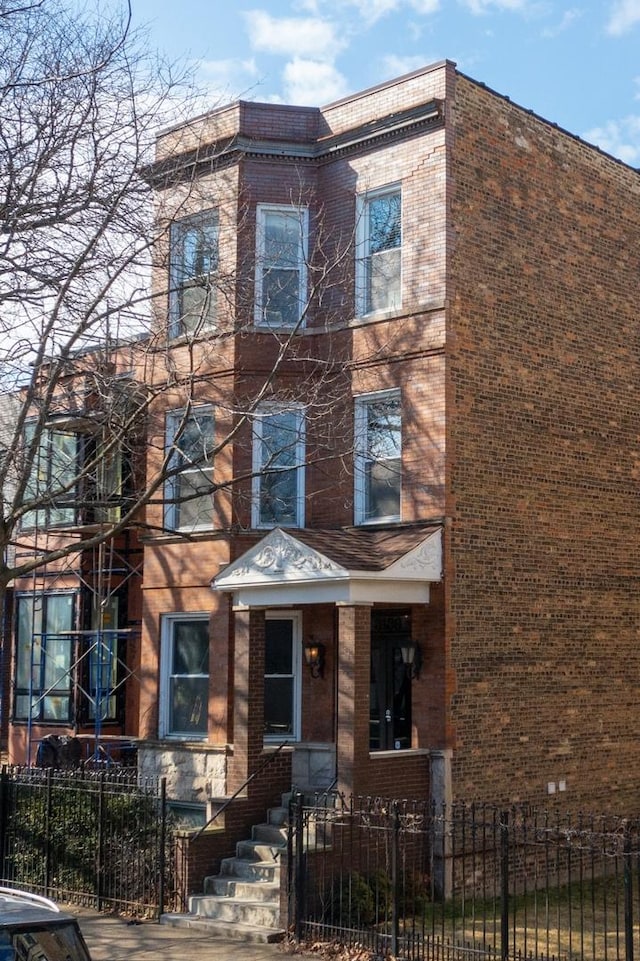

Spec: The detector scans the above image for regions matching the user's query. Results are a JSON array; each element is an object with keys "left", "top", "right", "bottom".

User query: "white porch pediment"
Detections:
[{"left": 212, "top": 527, "right": 442, "bottom": 608}]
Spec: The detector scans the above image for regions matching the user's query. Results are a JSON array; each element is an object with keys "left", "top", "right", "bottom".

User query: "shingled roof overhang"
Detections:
[{"left": 212, "top": 524, "right": 442, "bottom": 607}]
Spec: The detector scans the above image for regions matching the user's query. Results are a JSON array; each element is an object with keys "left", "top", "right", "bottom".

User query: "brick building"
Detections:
[{"left": 8, "top": 60, "right": 640, "bottom": 830}]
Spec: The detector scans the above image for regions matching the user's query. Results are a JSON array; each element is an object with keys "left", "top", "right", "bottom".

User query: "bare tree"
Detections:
[{"left": 0, "top": 0, "right": 359, "bottom": 592}]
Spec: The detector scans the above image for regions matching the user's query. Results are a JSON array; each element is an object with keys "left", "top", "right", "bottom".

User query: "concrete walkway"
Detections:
[{"left": 69, "top": 907, "right": 311, "bottom": 961}]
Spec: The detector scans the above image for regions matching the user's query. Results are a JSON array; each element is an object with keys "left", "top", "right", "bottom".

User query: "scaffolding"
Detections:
[{"left": 16, "top": 527, "right": 142, "bottom": 767}]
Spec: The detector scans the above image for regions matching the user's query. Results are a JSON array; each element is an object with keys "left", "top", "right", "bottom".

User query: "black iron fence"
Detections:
[
  {"left": 288, "top": 793, "right": 640, "bottom": 961},
  {"left": 0, "top": 765, "right": 175, "bottom": 917}
]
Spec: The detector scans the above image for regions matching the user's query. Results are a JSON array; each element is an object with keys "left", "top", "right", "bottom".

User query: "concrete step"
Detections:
[
  {"left": 251, "top": 822, "right": 288, "bottom": 845},
  {"left": 206, "top": 876, "right": 280, "bottom": 901},
  {"left": 236, "top": 838, "right": 285, "bottom": 862},
  {"left": 220, "top": 856, "right": 279, "bottom": 882},
  {"left": 160, "top": 913, "right": 285, "bottom": 943},
  {"left": 268, "top": 804, "right": 289, "bottom": 826},
  {"left": 188, "top": 893, "right": 280, "bottom": 928}
]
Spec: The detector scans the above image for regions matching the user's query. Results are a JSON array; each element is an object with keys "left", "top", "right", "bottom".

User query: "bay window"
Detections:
[
  {"left": 169, "top": 212, "right": 218, "bottom": 337},
  {"left": 354, "top": 390, "right": 402, "bottom": 524},
  {"left": 255, "top": 204, "right": 308, "bottom": 328},
  {"left": 356, "top": 185, "right": 402, "bottom": 316},
  {"left": 252, "top": 406, "right": 305, "bottom": 528},
  {"left": 165, "top": 406, "right": 215, "bottom": 532}
]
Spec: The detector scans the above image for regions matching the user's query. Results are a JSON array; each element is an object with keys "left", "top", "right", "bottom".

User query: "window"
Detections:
[
  {"left": 169, "top": 213, "right": 218, "bottom": 337},
  {"left": 165, "top": 406, "right": 215, "bottom": 532},
  {"left": 15, "top": 593, "right": 75, "bottom": 722},
  {"left": 88, "top": 442, "right": 124, "bottom": 524},
  {"left": 252, "top": 406, "right": 305, "bottom": 528},
  {"left": 255, "top": 204, "right": 308, "bottom": 328},
  {"left": 264, "top": 613, "right": 301, "bottom": 741},
  {"left": 87, "top": 596, "right": 120, "bottom": 721},
  {"left": 22, "top": 423, "right": 77, "bottom": 529},
  {"left": 356, "top": 186, "right": 402, "bottom": 316},
  {"left": 354, "top": 391, "right": 402, "bottom": 524},
  {"left": 159, "top": 614, "right": 209, "bottom": 738}
]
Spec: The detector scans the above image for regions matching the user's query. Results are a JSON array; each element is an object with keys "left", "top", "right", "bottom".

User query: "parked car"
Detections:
[{"left": 0, "top": 888, "right": 92, "bottom": 961}]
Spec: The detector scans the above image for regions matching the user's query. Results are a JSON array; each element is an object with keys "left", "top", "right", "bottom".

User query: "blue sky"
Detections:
[{"left": 124, "top": 0, "right": 640, "bottom": 165}]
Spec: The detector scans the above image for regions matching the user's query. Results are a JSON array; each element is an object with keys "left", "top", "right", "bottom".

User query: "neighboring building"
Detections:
[{"left": 8, "top": 60, "right": 640, "bottom": 841}]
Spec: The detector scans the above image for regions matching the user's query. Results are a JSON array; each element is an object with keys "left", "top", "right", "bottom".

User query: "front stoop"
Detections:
[{"left": 160, "top": 800, "right": 289, "bottom": 943}]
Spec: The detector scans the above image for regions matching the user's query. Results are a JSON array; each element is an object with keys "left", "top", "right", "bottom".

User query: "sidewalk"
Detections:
[{"left": 69, "top": 907, "right": 308, "bottom": 961}]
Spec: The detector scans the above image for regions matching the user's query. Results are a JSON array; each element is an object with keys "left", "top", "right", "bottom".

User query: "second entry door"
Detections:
[{"left": 369, "top": 610, "right": 412, "bottom": 751}]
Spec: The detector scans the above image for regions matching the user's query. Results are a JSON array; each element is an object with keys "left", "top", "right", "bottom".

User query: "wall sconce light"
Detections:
[
  {"left": 304, "top": 640, "right": 325, "bottom": 678},
  {"left": 400, "top": 640, "right": 422, "bottom": 680}
]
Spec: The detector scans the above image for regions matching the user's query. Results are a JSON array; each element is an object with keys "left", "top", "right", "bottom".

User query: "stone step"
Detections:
[
  {"left": 252, "top": 822, "right": 288, "bottom": 845},
  {"left": 205, "top": 875, "right": 280, "bottom": 901},
  {"left": 188, "top": 893, "right": 280, "bottom": 928},
  {"left": 236, "top": 838, "right": 285, "bottom": 862},
  {"left": 219, "top": 856, "right": 280, "bottom": 882},
  {"left": 267, "top": 805, "right": 289, "bottom": 826},
  {"left": 160, "top": 913, "right": 285, "bottom": 943}
]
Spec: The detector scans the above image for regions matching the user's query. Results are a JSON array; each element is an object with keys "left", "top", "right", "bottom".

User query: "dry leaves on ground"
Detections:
[{"left": 280, "top": 937, "right": 396, "bottom": 961}]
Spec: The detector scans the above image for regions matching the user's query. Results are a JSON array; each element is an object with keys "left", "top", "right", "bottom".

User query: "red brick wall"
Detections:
[{"left": 447, "top": 73, "right": 640, "bottom": 812}]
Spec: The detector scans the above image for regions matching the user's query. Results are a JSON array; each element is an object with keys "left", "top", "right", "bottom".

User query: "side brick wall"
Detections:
[{"left": 447, "top": 73, "right": 640, "bottom": 812}]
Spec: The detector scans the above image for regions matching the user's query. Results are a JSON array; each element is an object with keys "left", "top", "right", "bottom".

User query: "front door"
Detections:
[
  {"left": 369, "top": 610, "right": 412, "bottom": 751},
  {"left": 264, "top": 612, "right": 301, "bottom": 742}
]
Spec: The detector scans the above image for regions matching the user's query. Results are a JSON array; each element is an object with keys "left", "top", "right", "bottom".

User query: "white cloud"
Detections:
[
  {"left": 282, "top": 58, "right": 350, "bottom": 105},
  {"left": 338, "top": 0, "right": 438, "bottom": 25},
  {"left": 342, "top": 0, "right": 401, "bottom": 24},
  {"left": 607, "top": 0, "right": 640, "bottom": 35},
  {"left": 582, "top": 116, "right": 640, "bottom": 165},
  {"left": 380, "top": 53, "right": 432, "bottom": 78},
  {"left": 196, "top": 58, "right": 260, "bottom": 100},
  {"left": 243, "top": 10, "right": 346, "bottom": 60},
  {"left": 409, "top": 0, "right": 440, "bottom": 11},
  {"left": 541, "top": 8, "right": 582, "bottom": 38},
  {"left": 461, "top": 0, "right": 527, "bottom": 13}
]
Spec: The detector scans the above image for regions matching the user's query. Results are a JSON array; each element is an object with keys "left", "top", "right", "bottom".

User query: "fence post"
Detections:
[
  {"left": 500, "top": 809, "right": 509, "bottom": 961},
  {"left": 391, "top": 801, "right": 400, "bottom": 959},
  {"left": 44, "top": 768, "right": 52, "bottom": 896},
  {"left": 0, "top": 767, "right": 7, "bottom": 881},
  {"left": 624, "top": 830, "right": 634, "bottom": 961},
  {"left": 96, "top": 773, "right": 105, "bottom": 911},
  {"left": 158, "top": 777, "right": 167, "bottom": 919},
  {"left": 293, "top": 792, "right": 305, "bottom": 942}
]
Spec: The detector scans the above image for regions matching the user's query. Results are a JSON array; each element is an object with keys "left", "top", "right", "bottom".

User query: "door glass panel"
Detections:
[
  {"left": 264, "top": 618, "right": 296, "bottom": 738},
  {"left": 369, "top": 611, "right": 412, "bottom": 751}
]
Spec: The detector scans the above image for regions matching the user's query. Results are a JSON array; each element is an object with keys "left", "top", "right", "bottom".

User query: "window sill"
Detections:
[{"left": 141, "top": 528, "right": 225, "bottom": 544}]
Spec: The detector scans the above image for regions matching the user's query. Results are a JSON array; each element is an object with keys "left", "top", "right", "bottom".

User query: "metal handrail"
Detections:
[{"left": 190, "top": 740, "right": 290, "bottom": 841}]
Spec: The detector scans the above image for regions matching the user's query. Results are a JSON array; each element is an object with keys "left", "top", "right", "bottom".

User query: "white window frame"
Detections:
[
  {"left": 355, "top": 184, "right": 402, "bottom": 318},
  {"left": 354, "top": 389, "right": 402, "bottom": 525},
  {"left": 251, "top": 404, "right": 305, "bottom": 529},
  {"left": 254, "top": 204, "right": 309, "bottom": 329},
  {"left": 264, "top": 611, "right": 302, "bottom": 744},
  {"left": 164, "top": 405, "right": 215, "bottom": 533},
  {"left": 159, "top": 612, "right": 210, "bottom": 740},
  {"left": 169, "top": 211, "right": 218, "bottom": 338}
]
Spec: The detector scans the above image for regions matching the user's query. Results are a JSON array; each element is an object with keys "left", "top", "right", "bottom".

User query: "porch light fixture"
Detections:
[
  {"left": 304, "top": 640, "right": 325, "bottom": 679},
  {"left": 400, "top": 640, "right": 422, "bottom": 680}
]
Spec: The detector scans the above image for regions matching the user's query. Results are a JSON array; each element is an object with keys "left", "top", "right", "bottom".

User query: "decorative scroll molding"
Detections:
[
  {"left": 390, "top": 529, "right": 442, "bottom": 580},
  {"left": 215, "top": 529, "right": 343, "bottom": 588}
]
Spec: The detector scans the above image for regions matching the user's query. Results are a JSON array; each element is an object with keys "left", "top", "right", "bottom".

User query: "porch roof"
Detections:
[{"left": 212, "top": 524, "right": 442, "bottom": 607}]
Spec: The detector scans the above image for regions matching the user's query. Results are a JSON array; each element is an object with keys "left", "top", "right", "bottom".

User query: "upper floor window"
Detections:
[
  {"left": 22, "top": 422, "right": 77, "bottom": 529},
  {"left": 252, "top": 405, "right": 305, "bottom": 528},
  {"left": 159, "top": 613, "right": 209, "bottom": 739},
  {"left": 255, "top": 204, "right": 308, "bottom": 328},
  {"left": 354, "top": 390, "right": 402, "bottom": 524},
  {"left": 165, "top": 406, "right": 215, "bottom": 532},
  {"left": 356, "top": 186, "right": 402, "bottom": 316},
  {"left": 169, "top": 212, "right": 218, "bottom": 337}
]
